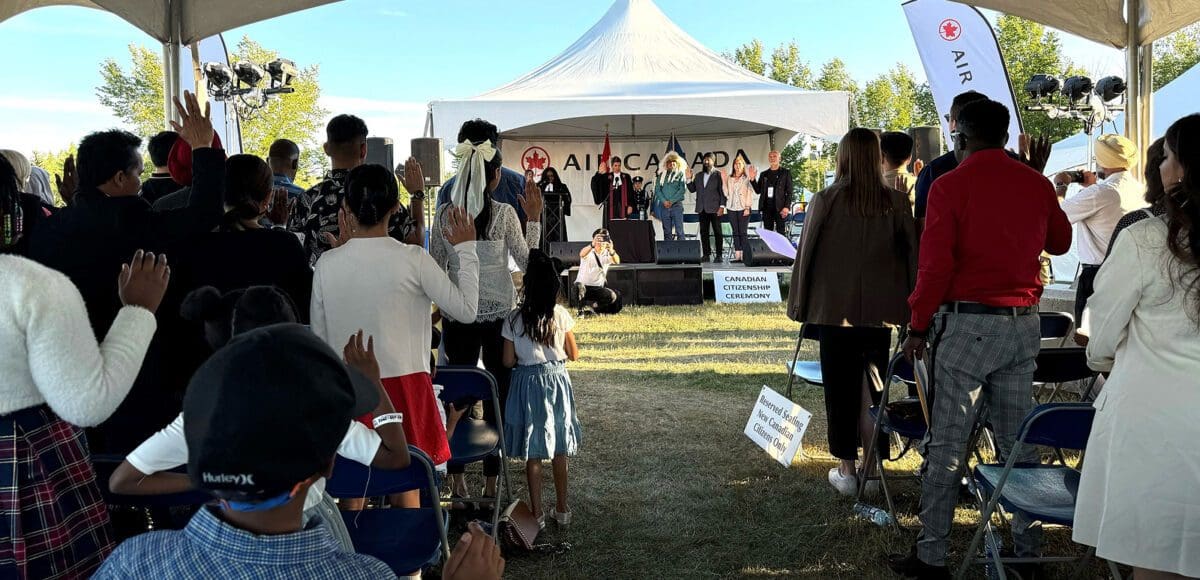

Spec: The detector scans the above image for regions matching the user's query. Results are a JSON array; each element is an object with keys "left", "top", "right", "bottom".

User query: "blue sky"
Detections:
[{"left": 0, "top": 0, "right": 1123, "bottom": 158}]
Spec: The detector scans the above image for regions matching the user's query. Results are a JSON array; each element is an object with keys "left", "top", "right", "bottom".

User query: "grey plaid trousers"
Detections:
[{"left": 916, "top": 311, "right": 1042, "bottom": 566}]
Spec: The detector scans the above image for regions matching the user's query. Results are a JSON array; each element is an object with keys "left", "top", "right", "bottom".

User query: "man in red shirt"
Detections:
[{"left": 889, "top": 99, "right": 1071, "bottom": 579}]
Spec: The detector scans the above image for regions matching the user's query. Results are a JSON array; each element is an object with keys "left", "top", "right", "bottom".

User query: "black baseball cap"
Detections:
[{"left": 184, "top": 323, "right": 379, "bottom": 501}]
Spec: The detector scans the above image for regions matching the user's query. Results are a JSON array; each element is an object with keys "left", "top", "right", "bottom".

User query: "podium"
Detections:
[{"left": 608, "top": 219, "right": 656, "bottom": 264}]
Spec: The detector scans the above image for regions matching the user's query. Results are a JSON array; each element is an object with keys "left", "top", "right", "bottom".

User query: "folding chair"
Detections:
[
  {"left": 1039, "top": 311, "right": 1075, "bottom": 348},
  {"left": 435, "top": 366, "right": 513, "bottom": 531},
  {"left": 326, "top": 448, "right": 451, "bottom": 576},
  {"left": 91, "top": 454, "right": 211, "bottom": 533},
  {"left": 957, "top": 403, "right": 1100, "bottom": 580},
  {"left": 784, "top": 323, "right": 822, "bottom": 399},
  {"left": 1033, "top": 347, "right": 1099, "bottom": 403},
  {"left": 856, "top": 353, "right": 929, "bottom": 529}
]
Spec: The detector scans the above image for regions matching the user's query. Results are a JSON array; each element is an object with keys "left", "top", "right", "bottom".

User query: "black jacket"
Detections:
[
  {"left": 591, "top": 171, "right": 635, "bottom": 220},
  {"left": 140, "top": 174, "right": 182, "bottom": 204},
  {"left": 756, "top": 167, "right": 793, "bottom": 212},
  {"left": 27, "top": 147, "right": 226, "bottom": 452},
  {"left": 688, "top": 171, "right": 726, "bottom": 214}
]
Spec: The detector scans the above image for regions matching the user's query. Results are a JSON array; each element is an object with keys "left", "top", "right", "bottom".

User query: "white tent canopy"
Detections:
[
  {"left": 954, "top": 0, "right": 1200, "bottom": 48},
  {"left": 430, "top": 0, "right": 850, "bottom": 145},
  {"left": 1044, "top": 63, "right": 1200, "bottom": 175}
]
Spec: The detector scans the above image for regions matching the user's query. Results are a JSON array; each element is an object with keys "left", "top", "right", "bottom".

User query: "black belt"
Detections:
[{"left": 938, "top": 302, "right": 1038, "bottom": 316}]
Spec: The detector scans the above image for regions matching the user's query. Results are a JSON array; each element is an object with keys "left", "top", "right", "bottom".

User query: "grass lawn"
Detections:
[{"left": 481, "top": 302, "right": 1092, "bottom": 579}]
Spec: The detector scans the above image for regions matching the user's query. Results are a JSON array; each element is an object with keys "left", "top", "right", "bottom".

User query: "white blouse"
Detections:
[
  {"left": 431, "top": 200, "right": 541, "bottom": 322},
  {"left": 0, "top": 255, "right": 157, "bottom": 424},
  {"left": 311, "top": 237, "right": 479, "bottom": 378}
]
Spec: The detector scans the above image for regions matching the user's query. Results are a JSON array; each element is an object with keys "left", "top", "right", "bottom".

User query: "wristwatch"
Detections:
[{"left": 409, "top": 188, "right": 425, "bottom": 201}]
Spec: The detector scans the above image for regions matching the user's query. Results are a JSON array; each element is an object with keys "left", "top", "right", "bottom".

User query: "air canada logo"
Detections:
[
  {"left": 522, "top": 146, "right": 550, "bottom": 174},
  {"left": 939, "top": 18, "right": 962, "bottom": 41}
]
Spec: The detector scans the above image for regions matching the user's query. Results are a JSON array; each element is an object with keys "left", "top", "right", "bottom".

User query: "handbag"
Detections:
[{"left": 497, "top": 500, "right": 541, "bottom": 552}]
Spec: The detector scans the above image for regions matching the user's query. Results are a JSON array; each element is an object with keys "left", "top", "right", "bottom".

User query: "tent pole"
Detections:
[
  {"left": 1140, "top": 42, "right": 1154, "bottom": 162},
  {"left": 1124, "top": 0, "right": 1145, "bottom": 176},
  {"left": 162, "top": 42, "right": 181, "bottom": 129}
]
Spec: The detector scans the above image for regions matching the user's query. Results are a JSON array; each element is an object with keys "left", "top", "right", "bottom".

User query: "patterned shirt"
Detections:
[
  {"left": 93, "top": 505, "right": 396, "bottom": 579},
  {"left": 295, "top": 169, "right": 416, "bottom": 264}
]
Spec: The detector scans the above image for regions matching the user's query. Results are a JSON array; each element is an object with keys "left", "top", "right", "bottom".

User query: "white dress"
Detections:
[{"left": 1073, "top": 218, "right": 1200, "bottom": 576}]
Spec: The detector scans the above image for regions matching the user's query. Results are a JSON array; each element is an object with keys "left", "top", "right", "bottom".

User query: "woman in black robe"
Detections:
[{"left": 539, "top": 167, "right": 571, "bottom": 246}]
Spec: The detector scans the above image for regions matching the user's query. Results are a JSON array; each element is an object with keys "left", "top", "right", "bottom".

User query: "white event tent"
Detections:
[{"left": 429, "top": 0, "right": 850, "bottom": 240}]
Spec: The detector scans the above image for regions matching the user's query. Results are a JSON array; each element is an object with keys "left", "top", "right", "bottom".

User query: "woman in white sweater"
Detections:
[
  {"left": 0, "top": 250, "right": 168, "bottom": 579},
  {"left": 430, "top": 120, "right": 543, "bottom": 501},
  {"left": 311, "top": 163, "right": 478, "bottom": 507},
  {"left": 1073, "top": 114, "right": 1200, "bottom": 579}
]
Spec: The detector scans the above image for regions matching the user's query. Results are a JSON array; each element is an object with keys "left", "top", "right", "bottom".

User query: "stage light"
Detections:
[
  {"left": 1025, "top": 74, "right": 1060, "bottom": 100},
  {"left": 203, "top": 62, "right": 233, "bottom": 90},
  {"left": 1095, "top": 76, "right": 1126, "bottom": 103},
  {"left": 1062, "top": 76, "right": 1094, "bottom": 105},
  {"left": 266, "top": 59, "right": 297, "bottom": 88},
  {"left": 233, "top": 62, "right": 265, "bottom": 88}
]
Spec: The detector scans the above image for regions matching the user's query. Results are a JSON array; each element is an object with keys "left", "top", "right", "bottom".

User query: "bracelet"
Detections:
[{"left": 372, "top": 412, "right": 404, "bottom": 429}]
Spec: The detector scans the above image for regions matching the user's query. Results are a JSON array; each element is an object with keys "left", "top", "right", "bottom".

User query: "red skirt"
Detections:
[{"left": 357, "top": 373, "right": 451, "bottom": 466}]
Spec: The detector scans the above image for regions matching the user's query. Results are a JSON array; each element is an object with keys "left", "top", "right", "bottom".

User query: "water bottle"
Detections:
[{"left": 853, "top": 502, "right": 895, "bottom": 527}]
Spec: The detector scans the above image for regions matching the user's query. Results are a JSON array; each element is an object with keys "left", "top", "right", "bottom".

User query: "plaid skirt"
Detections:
[{"left": 1, "top": 405, "right": 113, "bottom": 579}]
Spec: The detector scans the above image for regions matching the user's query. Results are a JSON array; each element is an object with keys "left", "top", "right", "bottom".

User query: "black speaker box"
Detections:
[
  {"left": 366, "top": 137, "right": 394, "bottom": 173},
  {"left": 743, "top": 238, "right": 793, "bottom": 267},
  {"left": 908, "top": 126, "right": 942, "bottom": 170},
  {"left": 549, "top": 241, "right": 590, "bottom": 268},
  {"left": 411, "top": 138, "right": 443, "bottom": 187},
  {"left": 636, "top": 266, "right": 703, "bottom": 305},
  {"left": 655, "top": 240, "right": 702, "bottom": 265}
]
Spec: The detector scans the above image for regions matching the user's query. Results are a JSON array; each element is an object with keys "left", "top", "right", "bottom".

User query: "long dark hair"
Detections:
[
  {"left": 0, "top": 154, "right": 23, "bottom": 250},
  {"left": 831, "top": 128, "right": 889, "bottom": 217},
  {"left": 514, "top": 249, "right": 561, "bottom": 347},
  {"left": 181, "top": 285, "right": 299, "bottom": 349},
  {"left": 345, "top": 164, "right": 399, "bottom": 227},
  {"left": 221, "top": 154, "right": 274, "bottom": 231},
  {"left": 1163, "top": 114, "right": 1200, "bottom": 322},
  {"left": 539, "top": 167, "right": 562, "bottom": 188}
]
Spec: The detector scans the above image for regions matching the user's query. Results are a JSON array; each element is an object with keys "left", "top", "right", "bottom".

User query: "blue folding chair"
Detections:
[
  {"left": 326, "top": 448, "right": 450, "bottom": 577},
  {"left": 957, "top": 403, "right": 1101, "bottom": 580},
  {"left": 1039, "top": 311, "right": 1075, "bottom": 348},
  {"left": 784, "top": 323, "right": 822, "bottom": 399},
  {"left": 1033, "top": 347, "right": 1099, "bottom": 403},
  {"left": 435, "top": 366, "right": 512, "bottom": 531},
  {"left": 857, "top": 353, "right": 928, "bottom": 529}
]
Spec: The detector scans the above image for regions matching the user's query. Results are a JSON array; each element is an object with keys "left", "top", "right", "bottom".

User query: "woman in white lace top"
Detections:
[{"left": 430, "top": 119, "right": 544, "bottom": 501}]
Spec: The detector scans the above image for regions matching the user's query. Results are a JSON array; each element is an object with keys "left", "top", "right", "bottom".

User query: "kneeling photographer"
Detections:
[{"left": 575, "top": 228, "right": 623, "bottom": 316}]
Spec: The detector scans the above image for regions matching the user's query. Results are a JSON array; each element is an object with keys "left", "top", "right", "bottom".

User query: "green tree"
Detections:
[
  {"left": 858, "top": 64, "right": 927, "bottom": 131},
  {"left": 97, "top": 45, "right": 166, "bottom": 139},
  {"left": 729, "top": 39, "right": 766, "bottom": 75},
  {"left": 31, "top": 146, "right": 78, "bottom": 206},
  {"left": 1153, "top": 24, "right": 1200, "bottom": 90},
  {"left": 914, "top": 83, "right": 939, "bottom": 128},
  {"left": 95, "top": 35, "right": 329, "bottom": 186},
  {"left": 995, "top": 15, "right": 1085, "bottom": 142},
  {"left": 769, "top": 41, "right": 814, "bottom": 88}
]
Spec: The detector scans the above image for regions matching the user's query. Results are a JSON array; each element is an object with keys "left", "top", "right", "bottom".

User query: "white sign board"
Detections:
[
  {"left": 713, "top": 271, "right": 782, "bottom": 304},
  {"left": 744, "top": 386, "right": 813, "bottom": 467}
]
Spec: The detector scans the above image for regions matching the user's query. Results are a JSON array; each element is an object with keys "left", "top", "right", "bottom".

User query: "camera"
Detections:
[{"left": 1069, "top": 170, "right": 1087, "bottom": 184}]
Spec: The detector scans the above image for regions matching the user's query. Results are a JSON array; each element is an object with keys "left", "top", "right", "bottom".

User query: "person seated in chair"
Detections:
[{"left": 575, "top": 228, "right": 623, "bottom": 316}]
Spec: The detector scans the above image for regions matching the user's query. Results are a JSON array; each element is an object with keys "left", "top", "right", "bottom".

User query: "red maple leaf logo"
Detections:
[
  {"left": 939, "top": 19, "right": 961, "bottom": 41},
  {"left": 522, "top": 146, "right": 550, "bottom": 172}
]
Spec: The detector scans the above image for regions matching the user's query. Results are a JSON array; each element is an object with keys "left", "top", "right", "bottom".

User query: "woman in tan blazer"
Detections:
[{"left": 786, "top": 128, "right": 918, "bottom": 496}]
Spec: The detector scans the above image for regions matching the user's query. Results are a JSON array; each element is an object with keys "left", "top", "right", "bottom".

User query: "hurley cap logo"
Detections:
[{"left": 202, "top": 472, "right": 256, "bottom": 486}]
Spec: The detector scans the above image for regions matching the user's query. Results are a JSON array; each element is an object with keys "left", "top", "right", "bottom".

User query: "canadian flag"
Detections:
[{"left": 601, "top": 131, "right": 611, "bottom": 168}]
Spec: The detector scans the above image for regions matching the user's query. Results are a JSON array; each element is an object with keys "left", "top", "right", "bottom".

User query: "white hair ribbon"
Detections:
[{"left": 450, "top": 139, "right": 497, "bottom": 219}]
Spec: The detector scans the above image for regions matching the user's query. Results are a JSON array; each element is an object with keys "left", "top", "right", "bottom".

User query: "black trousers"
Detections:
[
  {"left": 579, "top": 284, "right": 623, "bottom": 314},
  {"left": 698, "top": 211, "right": 724, "bottom": 259},
  {"left": 816, "top": 325, "right": 891, "bottom": 461},
  {"left": 1074, "top": 264, "right": 1101, "bottom": 323},
  {"left": 727, "top": 211, "right": 750, "bottom": 252},
  {"left": 761, "top": 208, "right": 787, "bottom": 234},
  {"left": 442, "top": 318, "right": 509, "bottom": 477}
]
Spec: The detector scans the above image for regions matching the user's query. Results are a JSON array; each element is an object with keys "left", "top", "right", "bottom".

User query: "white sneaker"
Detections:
[
  {"left": 828, "top": 467, "right": 858, "bottom": 497},
  {"left": 551, "top": 509, "right": 572, "bottom": 527}
]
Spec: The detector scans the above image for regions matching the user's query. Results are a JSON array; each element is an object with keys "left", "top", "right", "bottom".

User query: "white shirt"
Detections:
[
  {"left": 502, "top": 306, "right": 575, "bottom": 365},
  {"left": 311, "top": 237, "right": 479, "bottom": 378},
  {"left": 126, "top": 414, "right": 381, "bottom": 511},
  {"left": 1060, "top": 171, "right": 1145, "bottom": 265},
  {"left": 577, "top": 247, "right": 614, "bottom": 287},
  {"left": 0, "top": 255, "right": 157, "bottom": 422},
  {"left": 612, "top": 174, "right": 622, "bottom": 188}
]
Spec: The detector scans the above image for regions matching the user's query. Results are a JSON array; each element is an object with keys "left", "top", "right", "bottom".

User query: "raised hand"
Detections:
[
  {"left": 685, "top": 167, "right": 694, "bottom": 181},
  {"left": 443, "top": 206, "right": 477, "bottom": 246},
  {"left": 267, "top": 187, "right": 291, "bottom": 226},
  {"left": 169, "top": 91, "right": 215, "bottom": 149},
  {"left": 321, "top": 208, "right": 353, "bottom": 249},
  {"left": 55, "top": 154, "right": 77, "bottom": 206},
  {"left": 118, "top": 250, "right": 170, "bottom": 313},
  {"left": 343, "top": 330, "right": 381, "bottom": 385},
  {"left": 442, "top": 521, "right": 505, "bottom": 580},
  {"left": 913, "top": 158, "right": 925, "bottom": 176},
  {"left": 518, "top": 177, "right": 544, "bottom": 222},
  {"left": 748, "top": 165, "right": 758, "bottom": 181},
  {"left": 598, "top": 162, "right": 610, "bottom": 175},
  {"left": 399, "top": 157, "right": 425, "bottom": 196}
]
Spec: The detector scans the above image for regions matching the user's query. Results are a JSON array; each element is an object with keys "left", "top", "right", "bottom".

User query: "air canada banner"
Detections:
[{"left": 502, "top": 135, "right": 771, "bottom": 241}]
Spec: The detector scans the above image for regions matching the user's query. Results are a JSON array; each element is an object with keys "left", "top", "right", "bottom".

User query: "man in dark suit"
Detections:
[
  {"left": 688, "top": 152, "right": 726, "bottom": 262},
  {"left": 756, "top": 150, "right": 793, "bottom": 235},
  {"left": 590, "top": 156, "right": 635, "bottom": 229}
]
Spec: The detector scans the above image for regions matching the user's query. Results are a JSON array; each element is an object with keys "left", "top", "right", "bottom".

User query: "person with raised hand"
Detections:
[
  {"left": 27, "top": 90, "right": 225, "bottom": 455},
  {"left": 0, "top": 249, "right": 168, "bottom": 579},
  {"left": 442, "top": 522, "right": 505, "bottom": 580},
  {"left": 312, "top": 163, "right": 479, "bottom": 508}
]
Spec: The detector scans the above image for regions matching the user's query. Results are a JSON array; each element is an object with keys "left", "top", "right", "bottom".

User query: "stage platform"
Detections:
[
  {"left": 562, "top": 261, "right": 794, "bottom": 306},
  {"left": 699, "top": 262, "right": 792, "bottom": 280}
]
